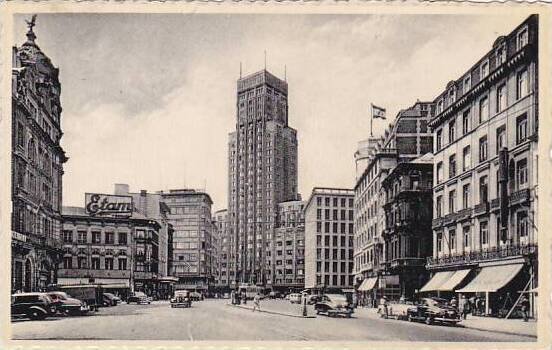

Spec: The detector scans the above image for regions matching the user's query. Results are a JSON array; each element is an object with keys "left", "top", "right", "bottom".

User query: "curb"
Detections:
[
  {"left": 460, "top": 325, "right": 537, "bottom": 339},
  {"left": 227, "top": 303, "right": 316, "bottom": 318}
]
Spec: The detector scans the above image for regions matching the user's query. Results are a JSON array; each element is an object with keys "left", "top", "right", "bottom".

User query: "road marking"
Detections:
[{"left": 187, "top": 322, "right": 194, "bottom": 341}]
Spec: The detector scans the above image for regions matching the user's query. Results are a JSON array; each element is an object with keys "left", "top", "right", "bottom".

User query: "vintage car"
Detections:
[
  {"left": 103, "top": 293, "right": 120, "bottom": 306},
  {"left": 406, "top": 297, "right": 460, "bottom": 325},
  {"left": 288, "top": 293, "right": 302, "bottom": 304},
  {"left": 127, "top": 292, "right": 152, "bottom": 304},
  {"left": 190, "top": 291, "right": 204, "bottom": 301},
  {"left": 11, "top": 293, "right": 57, "bottom": 320},
  {"left": 378, "top": 299, "right": 416, "bottom": 320},
  {"left": 171, "top": 290, "right": 192, "bottom": 308},
  {"left": 58, "top": 285, "right": 103, "bottom": 311},
  {"left": 47, "top": 291, "right": 89, "bottom": 315},
  {"left": 314, "top": 294, "right": 353, "bottom": 318}
]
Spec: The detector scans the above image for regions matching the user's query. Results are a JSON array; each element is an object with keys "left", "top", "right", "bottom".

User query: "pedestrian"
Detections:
[
  {"left": 252, "top": 292, "right": 261, "bottom": 312},
  {"left": 520, "top": 296, "right": 530, "bottom": 322},
  {"left": 379, "top": 296, "right": 389, "bottom": 318},
  {"left": 450, "top": 296, "right": 458, "bottom": 310},
  {"left": 459, "top": 295, "right": 468, "bottom": 320}
]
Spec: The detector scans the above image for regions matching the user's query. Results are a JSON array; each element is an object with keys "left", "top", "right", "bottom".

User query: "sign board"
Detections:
[{"left": 85, "top": 193, "right": 133, "bottom": 217}]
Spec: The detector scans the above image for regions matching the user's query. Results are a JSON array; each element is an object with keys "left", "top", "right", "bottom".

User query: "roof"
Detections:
[{"left": 410, "top": 153, "right": 434, "bottom": 164}]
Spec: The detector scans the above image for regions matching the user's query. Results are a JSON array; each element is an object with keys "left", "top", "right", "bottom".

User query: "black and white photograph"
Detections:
[{"left": 1, "top": 3, "right": 550, "bottom": 348}]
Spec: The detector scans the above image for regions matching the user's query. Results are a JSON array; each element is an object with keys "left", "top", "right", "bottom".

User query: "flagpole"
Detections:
[{"left": 370, "top": 103, "right": 373, "bottom": 137}]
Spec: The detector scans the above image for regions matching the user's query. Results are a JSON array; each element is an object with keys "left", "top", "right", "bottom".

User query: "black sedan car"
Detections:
[
  {"left": 406, "top": 297, "right": 460, "bottom": 325},
  {"left": 314, "top": 294, "right": 353, "bottom": 318},
  {"left": 47, "top": 291, "right": 89, "bottom": 315},
  {"left": 103, "top": 293, "right": 120, "bottom": 306},
  {"left": 127, "top": 292, "right": 152, "bottom": 304},
  {"left": 11, "top": 293, "right": 57, "bottom": 320}
]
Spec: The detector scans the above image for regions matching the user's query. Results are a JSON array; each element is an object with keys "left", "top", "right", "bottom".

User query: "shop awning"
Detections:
[
  {"left": 419, "top": 271, "right": 455, "bottom": 292},
  {"left": 436, "top": 269, "right": 472, "bottom": 292},
  {"left": 358, "top": 277, "right": 378, "bottom": 291},
  {"left": 457, "top": 264, "right": 524, "bottom": 293}
]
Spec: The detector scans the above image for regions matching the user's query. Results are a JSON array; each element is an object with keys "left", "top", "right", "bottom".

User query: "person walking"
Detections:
[
  {"left": 520, "top": 296, "right": 530, "bottom": 322},
  {"left": 252, "top": 292, "right": 261, "bottom": 312}
]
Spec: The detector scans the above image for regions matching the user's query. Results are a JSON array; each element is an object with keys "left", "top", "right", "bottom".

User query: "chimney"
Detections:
[{"left": 114, "top": 183, "right": 130, "bottom": 195}]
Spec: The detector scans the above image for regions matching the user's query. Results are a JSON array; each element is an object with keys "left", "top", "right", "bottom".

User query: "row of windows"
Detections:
[
  {"left": 316, "top": 209, "right": 354, "bottom": 221},
  {"left": 316, "top": 196, "right": 354, "bottom": 208},
  {"left": 316, "top": 261, "right": 353, "bottom": 274},
  {"left": 315, "top": 275, "right": 354, "bottom": 287},
  {"left": 316, "top": 248, "right": 354, "bottom": 260},
  {"left": 61, "top": 256, "right": 128, "bottom": 270},
  {"left": 63, "top": 230, "right": 128, "bottom": 245},
  {"left": 316, "top": 221, "right": 354, "bottom": 234}
]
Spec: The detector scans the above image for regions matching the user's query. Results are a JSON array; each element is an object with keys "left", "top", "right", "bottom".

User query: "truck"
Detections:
[{"left": 58, "top": 285, "right": 104, "bottom": 311}]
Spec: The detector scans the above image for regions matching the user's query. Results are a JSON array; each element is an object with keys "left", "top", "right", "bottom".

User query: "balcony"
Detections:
[
  {"left": 432, "top": 217, "right": 444, "bottom": 229},
  {"left": 509, "top": 189, "right": 530, "bottom": 206},
  {"left": 442, "top": 213, "right": 456, "bottom": 226},
  {"left": 426, "top": 243, "right": 537, "bottom": 269},
  {"left": 473, "top": 202, "right": 489, "bottom": 216},
  {"left": 456, "top": 208, "right": 472, "bottom": 222},
  {"left": 490, "top": 198, "right": 500, "bottom": 211},
  {"left": 389, "top": 257, "right": 426, "bottom": 269}
]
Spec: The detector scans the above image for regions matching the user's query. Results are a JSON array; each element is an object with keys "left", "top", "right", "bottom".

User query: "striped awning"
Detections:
[
  {"left": 457, "top": 264, "right": 524, "bottom": 293},
  {"left": 419, "top": 271, "right": 455, "bottom": 292},
  {"left": 436, "top": 269, "right": 472, "bottom": 292},
  {"left": 358, "top": 277, "right": 378, "bottom": 292}
]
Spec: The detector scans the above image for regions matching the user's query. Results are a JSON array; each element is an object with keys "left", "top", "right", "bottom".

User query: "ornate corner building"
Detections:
[{"left": 11, "top": 18, "right": 67, "bottom": 292}]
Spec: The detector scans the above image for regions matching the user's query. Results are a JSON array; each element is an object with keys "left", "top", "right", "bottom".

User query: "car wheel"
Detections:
[
  {"left": 425, "top": 317, "right": 433, "bottom": 325},
  {"left": 29, "top": 310, "right": 46, "bottom": 320}
]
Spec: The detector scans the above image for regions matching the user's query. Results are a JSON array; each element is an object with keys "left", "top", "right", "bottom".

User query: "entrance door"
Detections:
[
  {"left": 24, "top": 259, "right": 32, "bottom": 292},
  {"left": 14, "top": 261, "right": 23, "bottom": 292}
]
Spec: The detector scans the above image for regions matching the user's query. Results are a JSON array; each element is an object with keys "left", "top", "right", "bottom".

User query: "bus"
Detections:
[{"left": 238, "top": 284, "right": 264, "bottom": 300}]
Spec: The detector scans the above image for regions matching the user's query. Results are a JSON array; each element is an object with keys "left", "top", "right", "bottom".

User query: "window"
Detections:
[
  {"left": 436, "top": 196, "right": 443, "bottom": 218},
  {"left": 316, "top": 197, "right": 322, "bottom": 206},
  {"left": 449, "top": 120, "right": 456, "bottom": 143},
  {"left": 516, "top": 69, "right": 528, "bottom": 99},
  {"left": 317, "top": 209, "right": 321, "bottom": 220},
  {"left": 91, "top": 257, "right": 100, "bottom": 270},
  {"left": 496, "top": 44, "right": 507, "bottom": 66},
  {"left": 437, "top": 232, "right": 443, "bottom": 253},
  {"left": 77, "top": 257, "right": 87, "bottom": 269},
  {"left": 462, "top": 146, "right": 471, "bottom": 171},
  {"left": 517, "top": 211, "right": 528, "bottom": 237},
  {"left": 77, "top": 231, "right": 87, "bottom": 244},
  {"left": 316, "top": 222, "right": 321, "bottom": 233},
  {"left": 449, "top": 155, "right": 456, "bottom": 178},
  {"left": 449, "top": 190, "right": 456, "bottom": 213},
  {"left": 462, "top": 184, "right": 470, "bottom": 209},
  {"left": 105, "top": 258, "right": 114, "bottom": 270},
  {"left": 496, "top": 125, "right": 506, "bottom": 153},
  {"left": 464, "top": 76, "right": 471, "bottom": 93},
  {"left": 479, "top": 96, "right": 489, "bottom": 123},
  {"left": 517, "top": 158, "right": 528, "bottom": 188},
  {"left": 449, "top": 229, "right": 456, "bottom": 250},
  {"left": 118, "top": 258, "right": 127, "bottom": 270},
  {"left": 437, "top": 162, "right": 443, "bottom": 184},
  {"left": 463, "top": 226, "right": 470, "bottom": 248},
  {"left": 462, "top": 109, "right": 470, "bottom": 134},
  {"left": 105, "top": 232, "right": 114, "bottom": 245},
  {"left": 62, "top": 230, "right": 73, "bottom": 243},
  {"left": 325, "top": 197, "right": 330, "bottom": 206},
  {"left": 496, "top": 84, "right": 506, "bottom": 112},
  {"left": 118, "top": 232, "right": 127, "bottom": 245},
  {"left": 479, "top": 136, "right": 488, "bottom": 162},
  {"left": 516, "top": 114, "right": 528, "bottom": 144},
  {"left": 92, "top": 231, "right": 101, "bottom": 244},
  {"left": 63, "top": 256, "right": 72, "bottom": 269},
  {"left": 17, "top": 122, "right": 25, "bottom": 147},
  {"left": 480, "top": 221, "right": 489, "bottom": 246},
  {"left": 349, "top": 198, "right": 354, "bottom": 207},
  {"left": 436, "top": 130, "right": 443, "bottom": 151},
  {"left": 481, "top": 61, "right": 489, "bottom": 78},
  {"left": 479, "top": 175, "right": 489, "bottom": 203},
  {"left": 517, "top": 27, "right": 528, "bottom": 50}
]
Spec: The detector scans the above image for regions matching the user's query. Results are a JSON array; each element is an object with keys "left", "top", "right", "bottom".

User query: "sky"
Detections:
[{"left": 14, "top": 13, "right": 528, "bottom": 211}]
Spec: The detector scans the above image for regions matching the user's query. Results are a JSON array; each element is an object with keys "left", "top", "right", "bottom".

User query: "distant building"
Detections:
[
  {"left": 11, "top": 17, "right": 68, "bottom": 292},
  {"left": 304, "top": 188, "right": 355, "bottom": 291},
  {"left": 353, "top": 101, "right": 433, "bottom": 304},
  {"left": 271, "top": 200, "right": 306, "bottom": 292},
  {"left": 159, "top": 189, "right": 215, "bottom": 292},
  {"left": 213, "top": 209, "right": 232, "bottom": 291},
  {"left": 228, "top": 69, "right": 299, "bottom": 287},
  {"left": 426, "top": 15, "right": 538, "bottom": 317}
]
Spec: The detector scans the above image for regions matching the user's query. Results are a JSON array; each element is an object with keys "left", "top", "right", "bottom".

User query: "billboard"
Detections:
[{"left": 85, "top": 193, "right": 133, "bottom": 217}]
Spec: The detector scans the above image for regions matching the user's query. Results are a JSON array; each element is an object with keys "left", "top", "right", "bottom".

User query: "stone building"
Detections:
[
  {"left": 11, "top": 17, "right": 67, "bottom": 292},
  {"left": 228, "top": 69, "right": 299, "bottom": 287},
  {"left": 304, "top": 188, "right": 355, "bottom": 292},
  {"left": 270, "top": 200, "right": 306, "bottom": 292},
  {"left": 425, "top": 15, "right": 538, "bottom": 317},
  {"left": 213, "top": 209, "right": 232, "bottom": 291}
]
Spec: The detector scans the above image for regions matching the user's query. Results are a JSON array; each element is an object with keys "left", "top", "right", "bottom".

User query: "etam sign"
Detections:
[{"left": 85, "top": 193, "right": 133, "bottom": 217}]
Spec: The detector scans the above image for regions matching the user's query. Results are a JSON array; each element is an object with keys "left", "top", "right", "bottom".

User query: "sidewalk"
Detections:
[
  {"left": 227, "top": 299, "right": 316, "bottom": 318},
  {"left": 353, "top": 306, "right": 536, "bottom": 338}
]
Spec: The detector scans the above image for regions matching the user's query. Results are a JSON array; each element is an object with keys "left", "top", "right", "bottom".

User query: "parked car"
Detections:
[
  {"left": 288, "top": 293, "right": 302, "bottom": 304},
  {"left": 11, "top": 293, "right": 57, "bottom": 320},
  {"left": 127, "top": 292, "right": 152, "bottom": 304},
  {"left": 307, "top": 294, "right": 320, "bottom": 305},
  {"left": 378, "top": 299, "right": 415, "bottom": 320},
  {"left": 47, "top": 291, "right": 89, "bottom": 315},
  {"left": 406, "top": 297, "right": 460, "bottom": 325},
  {"left": 314, "top": 294, "right": 353, "bottom": 318},
  {"left": 190, "top": 291, "right": 204, "bottom": 301},
  {"left": 58, "top": 285, "right": 103, "bottom": 311},
  {"left": 171, "top": 290, "right": 192, "bottom": 308},
  {"left": 103, "top": 293, "right": 120, "bottom": 306},
  {"left": 223, "top": 293, "right": 230, "bottom": 299},
  {"left": 268, "top": 291, "right": 281, "bottom": 299}
]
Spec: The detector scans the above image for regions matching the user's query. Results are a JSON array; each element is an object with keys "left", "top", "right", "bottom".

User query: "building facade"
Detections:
[
  {"left": 380, "top": 155, "right": 434, "bottom": 300},
  {"left": 426, "top": 15, "right": 538, "bottom": 317},
  {"left": 59, "top": 203, "right": 161, "bottom": 299},
  {"left": 270, "top": 200, "right": 306, "bottom": 292},
  {"left": 304, "top": 188, "right": 355, "bottom": 291},
  {"left": 11, "top": 18, "right": 67, "bottom": 293},
  {"left": 160, "top": 189, "right": 215, "bottom": 292},
  {"left": 213, "top": 209, "right": 232, "bottom": 291},
  {"left": 228, "top": 69, "right": 299, "bottom": 287},
  {"left": 353, "top": 101, "right": 433, "bottom": 305}
]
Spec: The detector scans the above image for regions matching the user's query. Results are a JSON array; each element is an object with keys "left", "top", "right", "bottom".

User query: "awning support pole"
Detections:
[
  {"left": 485, "top": 292, "right": 489, "bottom": 315},
  {"left": 506, "top": 278, "right": 531, "bottom": 319}
]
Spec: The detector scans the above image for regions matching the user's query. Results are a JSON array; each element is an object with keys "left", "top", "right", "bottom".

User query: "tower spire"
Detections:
[
  {"left": 25, "top": 14, "right": 37, "bottom": 43},
  {"left": 240, "top": 61, "right": 242, "bottom": 78},
  {"left": 264, "top": 50, "right": 267, "bottom": 70}
]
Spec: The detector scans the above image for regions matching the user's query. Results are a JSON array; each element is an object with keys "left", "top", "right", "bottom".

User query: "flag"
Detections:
[{"left": 371, "top": 104, "right": 386, "bottom": 119}]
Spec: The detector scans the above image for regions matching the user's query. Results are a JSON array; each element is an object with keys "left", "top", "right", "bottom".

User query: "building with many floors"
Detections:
[
  {"left": 425, "top": 15, "right": 538, "bottom": 317},
  {"left": 11, "top": 17, "right": 68, "bottom": 293},
  {"left": 213, "top": 209, "right": 233, "bottom": 291},
  {"left": 159, "top": 189, "right": 215, "bottom": 292},
  {"left": 353, "top": 101, "right": 433, "bottom": 304},
  {"left": 305, "top": 188, "right": 355, "bottom": 292},
  {"left": 228, "top": 69, "right": 299, "bottom": 287},
  {"left": 270, "top": 200, "right": 306, "bottom": 292}
]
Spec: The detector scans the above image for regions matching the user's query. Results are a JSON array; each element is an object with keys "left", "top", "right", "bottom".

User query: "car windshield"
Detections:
[
  {"left": 104, "top": 293, "right": 114, "bottom": 298},
  {"left": 50, "top": 292, "right": 68, "bottom": 300},
  {"left": 135, "top": 292, "right": 146, "bottom": 297},
  {"left": 326, "top": 294, "right": 347, "bottom": 301}
]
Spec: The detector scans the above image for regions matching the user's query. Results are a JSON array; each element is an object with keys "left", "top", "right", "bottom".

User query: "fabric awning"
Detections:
[
  {"left": 436, "top": 269, "right": 472, "bottom": 292},
  {"left": 358, "top": 277, "right": 378, "bottom": 291},
  {"left": 419, "top": 271, "right": 455, "bottom": 292},
  {"left": 457, "top": 264, "right": 524, "bottom": 293}
]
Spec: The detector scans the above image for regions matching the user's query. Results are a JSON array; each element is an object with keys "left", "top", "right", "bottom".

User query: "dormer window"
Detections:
[
  {"left": 496, "top": 44, "right": 507, "bottom": 66},
  {"left": 437, "top": 100, "right": 444, "bottom": 114},
  {"left": 517, "top": 27, "right": 528, "bottom": 50},
  {"left": 463, "top": 76, "right": 471, "bottom": 94},
  {"left": 481, "top": 61, "right": 489, "bottom": 78}
]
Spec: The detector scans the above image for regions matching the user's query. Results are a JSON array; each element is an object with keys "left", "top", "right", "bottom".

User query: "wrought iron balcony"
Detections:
[
  {"left": 455, "top": 208, "right": 472, "bottom": 221},
  {"left": 432, "top": 216, "right": 444, "bottom": 229},
  {"left": 426, "top": 243, "right": 537, "bottom": 269},
  {"left": 509, "top": 189, "right": 530, "bottom": 206},
  {"left": 473, "top": 201, "right": 489, "bottom": 216},
  {"left": 389, "top": 257, "right": 426, "bottom": 269},
  {"left": 490, "top": 198, "right": 500, "bottom": 210}
]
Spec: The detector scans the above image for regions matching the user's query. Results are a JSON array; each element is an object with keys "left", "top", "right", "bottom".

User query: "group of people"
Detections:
[
  {"left": 454, "top": 295, "right": 531, "bottom": 321},
  {"left": 230, "top": 290, "right": 262, "bottom": 312}
]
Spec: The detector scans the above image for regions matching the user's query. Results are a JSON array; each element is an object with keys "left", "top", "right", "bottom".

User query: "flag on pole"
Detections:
[{"left": 371, "top": 103, "right": 386, "bottom": 119}]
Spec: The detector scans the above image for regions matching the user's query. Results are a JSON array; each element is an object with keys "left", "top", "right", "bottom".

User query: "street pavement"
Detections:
[{"left": 11, "top": 299, "right": 536, "bottom": 342}]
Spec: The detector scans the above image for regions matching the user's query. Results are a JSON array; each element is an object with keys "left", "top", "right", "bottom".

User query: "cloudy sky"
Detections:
[{"left": 14, "top": 13, "right": 528, "bottom": 211}]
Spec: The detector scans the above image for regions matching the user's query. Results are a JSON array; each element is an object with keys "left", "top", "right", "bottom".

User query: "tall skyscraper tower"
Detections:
[{"left": 228, "top": 69, "right": 298, "bottom": 287}]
